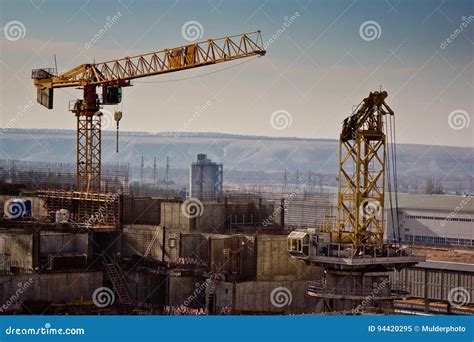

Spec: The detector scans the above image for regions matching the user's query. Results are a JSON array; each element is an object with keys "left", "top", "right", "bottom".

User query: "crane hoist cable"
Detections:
[
  {"left": 133, "top": 56, "right": 261, "bottom": 84},
  {"left": 386, "top": 115, "right": 396, "bottom": 242},
  {"left": 391, "top": 114, "right": 401, "bottom": 243}
]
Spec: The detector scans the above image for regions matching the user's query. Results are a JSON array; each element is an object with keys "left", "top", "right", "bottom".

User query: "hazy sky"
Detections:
[{"left": 1, "top": 0, "right": 473, "bottom": 147}]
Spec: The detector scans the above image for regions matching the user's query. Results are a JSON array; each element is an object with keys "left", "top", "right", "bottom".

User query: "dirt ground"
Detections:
[{"left": 413, "top": 246, "right": 474, "bottom": 264}]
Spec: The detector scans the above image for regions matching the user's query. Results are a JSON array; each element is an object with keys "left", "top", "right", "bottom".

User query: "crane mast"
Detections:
[
  {"left": 32, "top": 31, "right": 265, "bottom": 193},
  {"left": 337, "top": 91, "right": 394, "bottom": 247},
  {"left": 287, "top": 90, "right": 424, "bottom": 314}
]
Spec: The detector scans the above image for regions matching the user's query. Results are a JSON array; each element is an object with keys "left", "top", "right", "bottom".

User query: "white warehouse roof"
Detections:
[{"left": 385, "top": 193, "right": 473, "bottom": 214}]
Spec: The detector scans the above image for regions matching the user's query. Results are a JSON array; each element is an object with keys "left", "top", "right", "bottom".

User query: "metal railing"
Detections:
[
  {"left": 313, "top": 243, "right": 414, "bottom": 259},
  {"left": 307, "top": 280, "right": 407, "bottom": 297}
]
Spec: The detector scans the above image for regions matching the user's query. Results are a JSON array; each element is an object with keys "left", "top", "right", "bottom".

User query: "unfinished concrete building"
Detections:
[{"left": 0, "top": 176, "right": 473, "bottom": 315}]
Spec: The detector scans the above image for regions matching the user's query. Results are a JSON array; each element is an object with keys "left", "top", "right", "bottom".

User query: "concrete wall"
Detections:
[
  {"left": 161, "top": 202, "right": 190, "bottom": 231},
  {"left": 256, "top": 234, "right": 322, "bottom": 281},
  {"left": 0, "top": 271, "right": 103, "bottom": 305},
  {"left": 197, "top": 203, "right": 225, "bottom": 231},
  {"left": 40, "top": 233, "right": 87, "bottom": 255},
  {"left": 180, "top": 233, "right": 208, "bottom": 261},
  {"left": 209, "top": 235, "right": 255, "bottom": 278},
  {"left": 168, "top": 275, "right": 206, "bottom": 308},
  {"left": 161, "top": 202, "right": 225, "bottom": 233},
  {"left": 122, "top": 224, "right": 164, "bottom": 261},
  {"left": 128, "top": 271, "right": 166, "bottom": 305},
  {"left": 211, "top": 281, "right": 233, "bottom": 313},
  {"left": 122, "top": 197, "right": 161, "bottom": 225},
  {"left": 235, "top": 280, "right": 319, "bottom": 314},
  {"left": 227, "top": 201, "right": 273, "bottom": 227},
  {"left": 0, "top": 232, "right": 32, "bottom": 271}
]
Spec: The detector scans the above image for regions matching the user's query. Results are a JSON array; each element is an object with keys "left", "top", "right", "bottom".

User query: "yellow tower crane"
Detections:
[
  {"left": 32, "top": 31, "right": 265, "bottom": 194},
  {"left": 288, "top": 91, "right": 424, "bottom": 313},
  {"left": 337, "top": 90, "right": 394, "bottom": 247}
]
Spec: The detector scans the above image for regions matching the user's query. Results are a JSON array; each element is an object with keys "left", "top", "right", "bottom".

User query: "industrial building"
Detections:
[
  {"left": 189, "top": 154, "right": 223, "bottom": 199},
  {"left": 385, "top": 193, "right": 474, "bottom": 247}
]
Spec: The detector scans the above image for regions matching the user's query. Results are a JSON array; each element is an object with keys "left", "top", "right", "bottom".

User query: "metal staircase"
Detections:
[
  {"left": 143, "top": 227, "right": 161, "bottom": 258},
  {"left": 103, "top": 258, "right": 132, "bottom": 305}
]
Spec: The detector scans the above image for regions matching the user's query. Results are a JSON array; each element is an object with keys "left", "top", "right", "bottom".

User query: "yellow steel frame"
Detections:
[
  {"left": 38, "top": 190, "right": 119, "bottom": 228},
  {"left": 76, "top": 115, "right": 101, "bottom": 193},
  {"left": 337, "top": 91, "right": 393, "bottom": 246},
  {"left": 33, "top": 31, "right": 265, "bottom": 89},
  {"left": 32, "top": 31, "right": 265, "bottom": 194}
]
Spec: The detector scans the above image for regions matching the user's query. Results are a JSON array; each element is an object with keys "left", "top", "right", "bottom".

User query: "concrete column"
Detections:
[
  {"left": 87, "top": 231, "right": 95, "bottom": 265},
  {"left": 32, "top": 230, "right": 40, "bottom": 270},
  {"left": 279, "top": 198, "right": 285, "bottom": 230},
  {"left": 224, "top": 197, "right": 229, "bottom": 229},
  {"left": 424, "top": 269, "right": 429, "bottom": 313}
]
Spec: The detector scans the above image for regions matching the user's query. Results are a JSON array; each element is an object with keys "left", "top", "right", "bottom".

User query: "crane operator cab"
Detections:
[
  {"left": 287, "top": 231, "right": 310, "bottom": 258},
  {"left": 288, "top": 229, "right": 333, "bottom": 261}
]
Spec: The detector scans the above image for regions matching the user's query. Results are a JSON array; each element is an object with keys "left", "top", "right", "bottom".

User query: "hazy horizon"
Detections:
[{"left": 1, "top": 0, "right": 473, "bottom": 149}]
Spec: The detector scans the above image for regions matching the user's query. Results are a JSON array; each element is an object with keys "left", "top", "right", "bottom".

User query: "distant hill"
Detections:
[{"left": 0, "top": 129, "right": 472, "bottom": 192}]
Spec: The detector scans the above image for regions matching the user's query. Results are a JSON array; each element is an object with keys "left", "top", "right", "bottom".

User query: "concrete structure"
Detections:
[
  {"left": 0, "top": 186, "right": 472, "bottom": 315},
  {"left": 160, "top": 201, "right": 226, "bottom": 232},
  {"left": 0, "top": 229, "right": 88, "bottom": 272},
  {"left": 256, "top": 234, "right": 321, "bottom": 281},
  {"left": 0, "top": 271, "right": 103, "bottom": 312},
  {"left": 122, "top": 225, "right": 164, "bottom": 261},
  {"left": 189, "top": 154, "right": 223, "bottom": 199}
]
